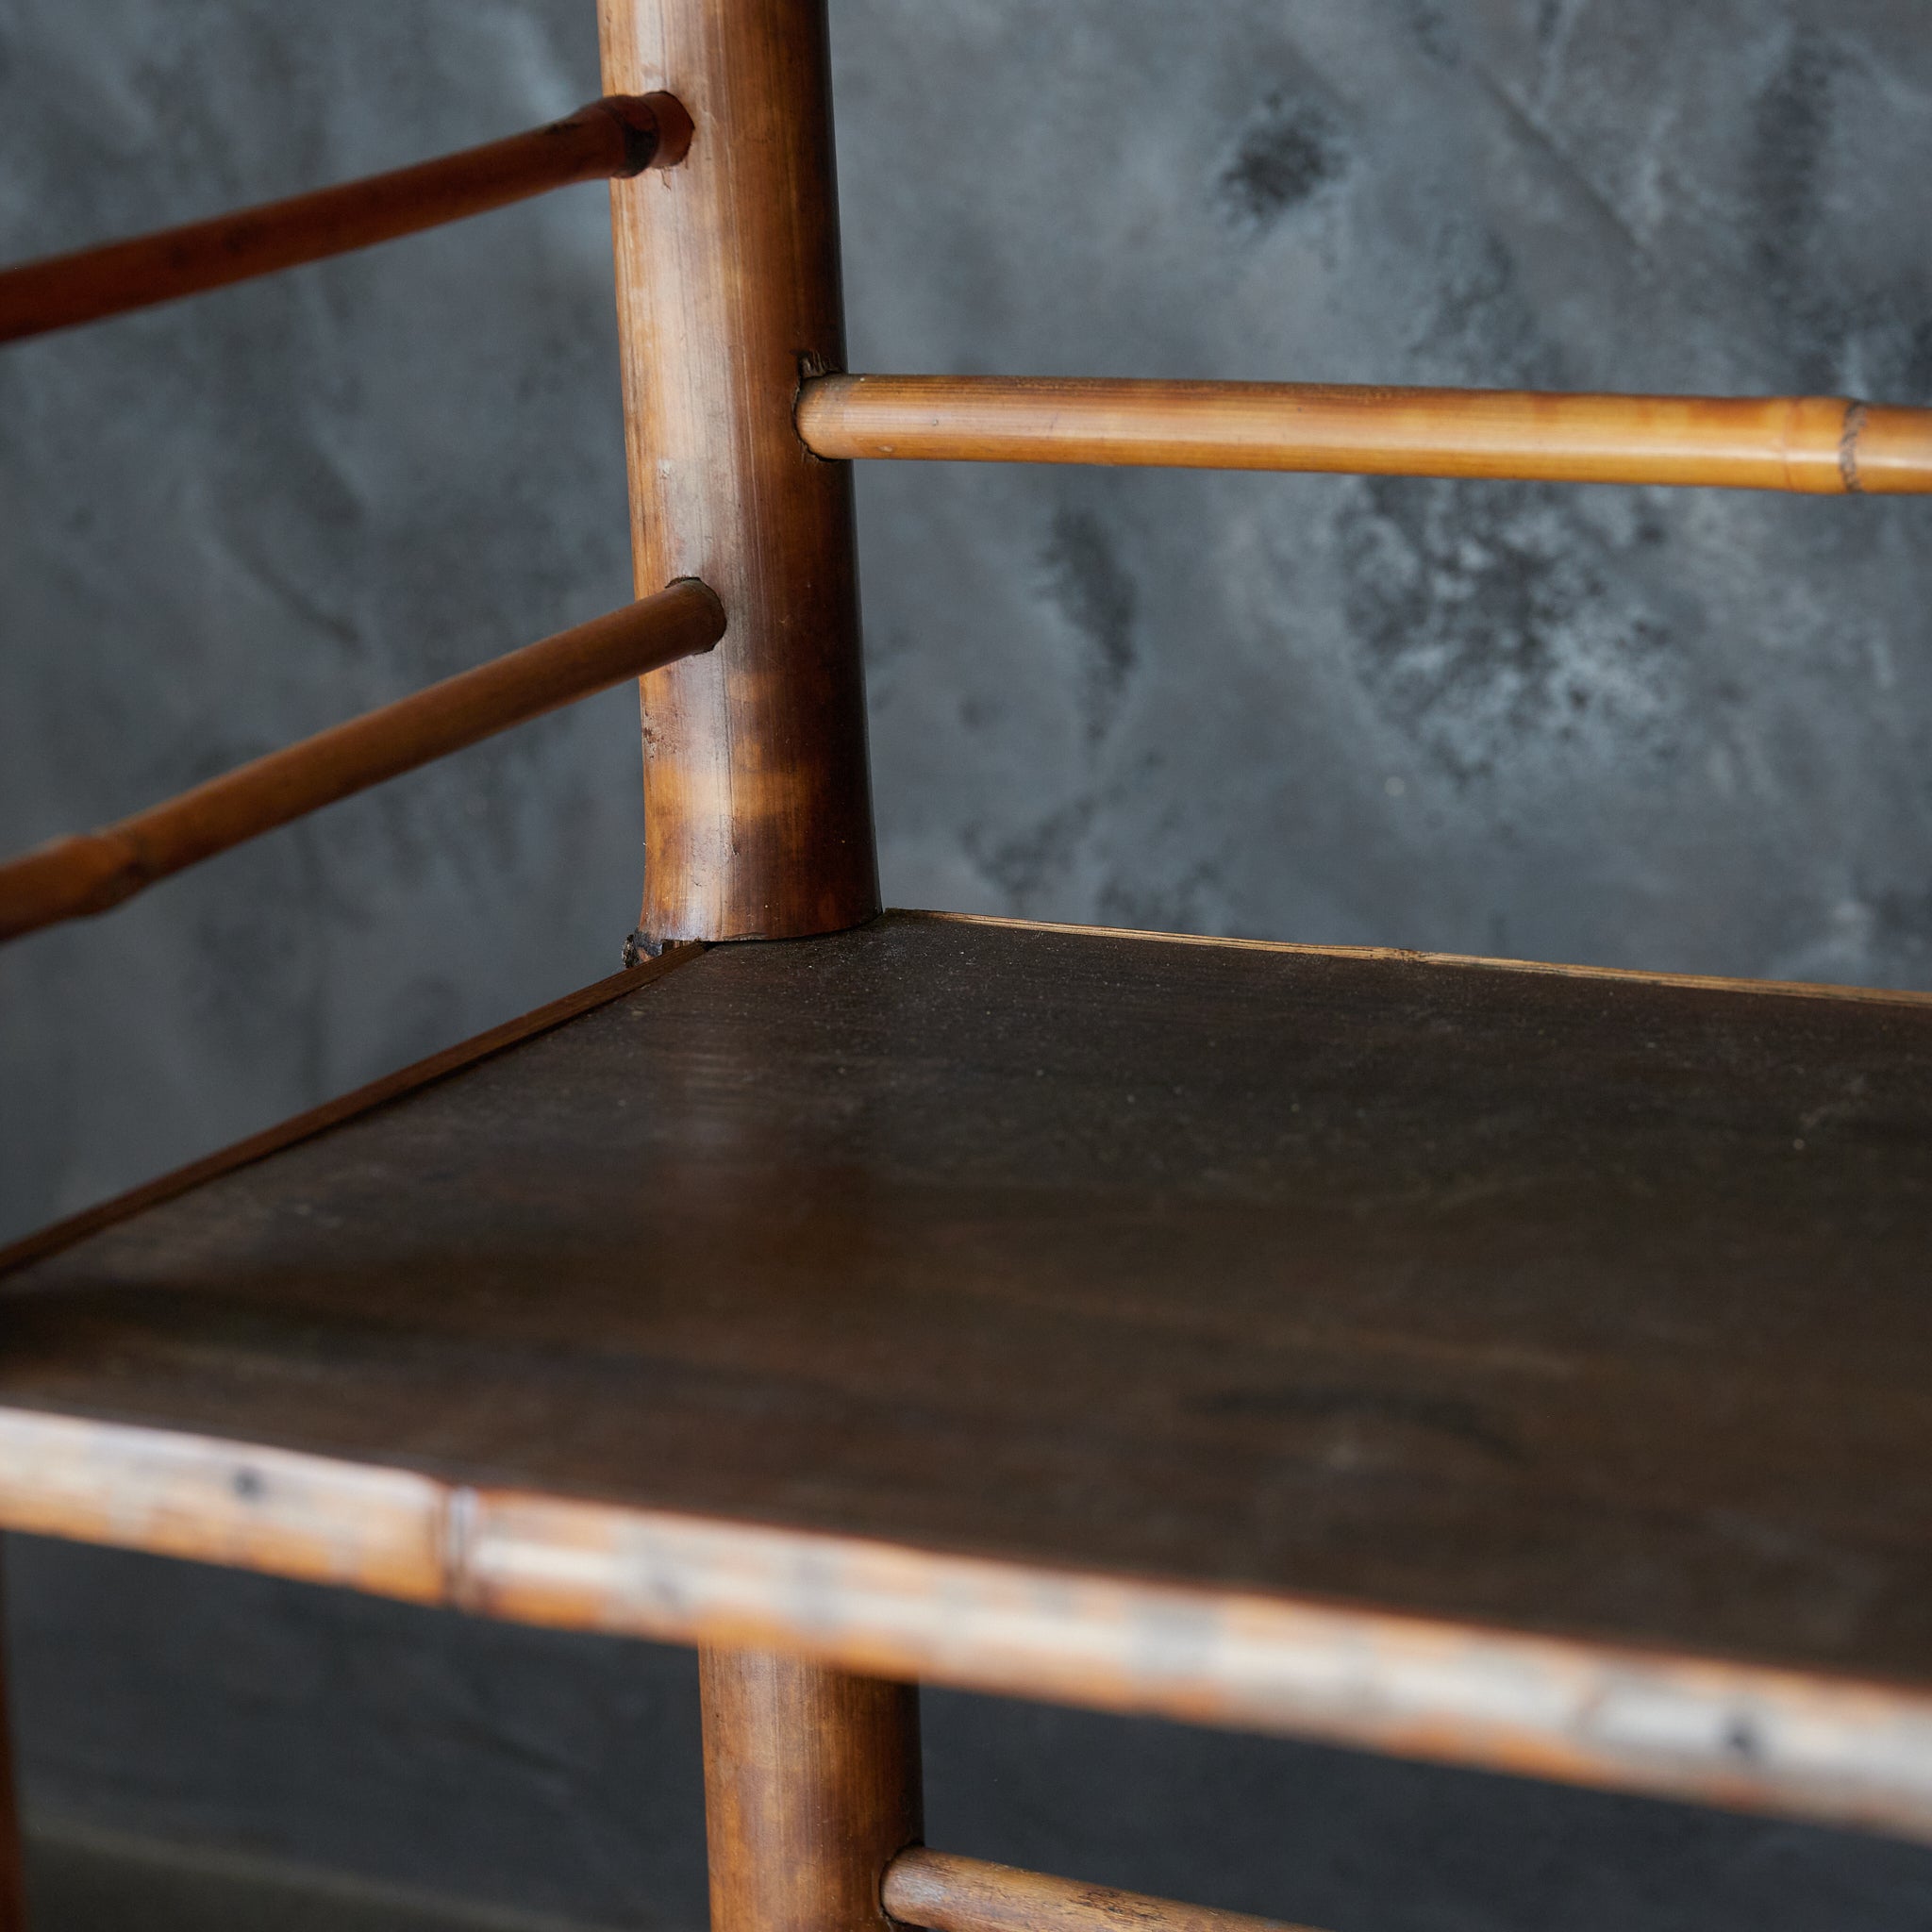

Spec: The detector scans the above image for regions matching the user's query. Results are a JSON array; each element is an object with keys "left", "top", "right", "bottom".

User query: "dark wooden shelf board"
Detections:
[{"left": 5, "top": 911, "right": 1932, "bottom": 1836}]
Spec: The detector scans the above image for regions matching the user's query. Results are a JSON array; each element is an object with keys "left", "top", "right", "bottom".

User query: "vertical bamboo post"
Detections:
[
  {"left": 700, "top": 1651, "right": 923, "bottom": 1932},
  {"left": 0, "top": 1551, "right": 25, "bottom": 1932},
  {"left": 598, "top": 3, "right": 907, "bottom": 1912},
  {"left": 598, "top": 0, "right": 879, "bottom": 947}
]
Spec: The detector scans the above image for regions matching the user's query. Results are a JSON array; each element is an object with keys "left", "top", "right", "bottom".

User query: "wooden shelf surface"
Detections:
[{"left": 5, "top": 912, "right": 1932, "bottom": 1835}]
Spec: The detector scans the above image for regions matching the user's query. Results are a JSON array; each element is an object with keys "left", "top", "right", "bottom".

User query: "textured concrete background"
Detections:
[{"left": 3, "top": 0, "right": 1931, "bottom": 1926}]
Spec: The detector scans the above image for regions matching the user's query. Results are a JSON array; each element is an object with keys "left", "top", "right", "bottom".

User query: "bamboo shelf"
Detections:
[
  {"left": 6, "top": 913, "right": 1932, "bottom": 1840},
  {"left": 5, "top": 1, "right": 1930, "bottom": 1925}
]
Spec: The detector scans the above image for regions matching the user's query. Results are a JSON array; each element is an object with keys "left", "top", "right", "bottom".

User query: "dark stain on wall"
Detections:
[
  {"left": 1417, "top": 230, "right": 1566, "bottom": 391},
  {"left": 969, "top": 795, "right": 1097, "bottom": 908},
  {"left": 1218, "top": 93, "right": 1345, "bottom": 227},
  {"left": 1404, "top": 0, "right": 1462, "bottom": 68},
  {"left": 1901, "top": 318, "right": 1932, "bottom": 401},
  {"left": 1041, "top": 508, "right": 1140, "bottom": 744},
  {"left": 1337, "top": 477, "right": 1674, "bottom": 781},
  {"left": 1748, "top": 28, "right": 1845, "bottom": 390},
  {"left": 1874, "top": 884, "right": 1932, "bottom": 969}
]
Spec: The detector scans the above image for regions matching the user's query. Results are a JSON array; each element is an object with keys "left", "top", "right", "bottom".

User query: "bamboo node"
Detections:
[{"left": 1840, "top": 400, "right": 1870, "bottom": 495}]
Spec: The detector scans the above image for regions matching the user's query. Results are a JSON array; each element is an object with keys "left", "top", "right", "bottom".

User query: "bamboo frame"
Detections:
[
  {"left": 0, "top": 579, "right": 724, "bottom": 944},
  {"left": 1, "top": 0, "right": 1926, "bottom": 1922},
  {"left": 0, "top": 93, "right": 692, "bottom": 345},
  {"left": 797, "top": 375, "right": 1932, "bottom": 493},
  {"left": 885, "top": 1851, "right": 1324, "bottom": 1932}
]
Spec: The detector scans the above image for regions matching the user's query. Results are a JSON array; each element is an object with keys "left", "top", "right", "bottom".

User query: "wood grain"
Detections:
[
  {"left": 702, "top": 1651, "right": 921, "bottom": 1932},
  {"left": 600, "top": 0, "right": 879, "bottom": 946},
  {"left": 8, "top": 913, "right": 1932, "bottom": 1828},
  {"left": 885, "top": 1851, "right": 1323, "bottom": 1932},
  {"left": 0, "top": 942, "right": 702, "bottom": 1278},
  {"left": 0, "top": 95, "right": 689, "bottom": 345},
  {"left": 0, "top": 581, "right": 724, "bottom": 944},
  {"left": 797, "top": 375, "right": 1932, "bottom": 493}
]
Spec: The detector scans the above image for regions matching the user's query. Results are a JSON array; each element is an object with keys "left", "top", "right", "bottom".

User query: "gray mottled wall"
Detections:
[{"left": 4, "top": 0, "right": 1932, "bottom": 1927}]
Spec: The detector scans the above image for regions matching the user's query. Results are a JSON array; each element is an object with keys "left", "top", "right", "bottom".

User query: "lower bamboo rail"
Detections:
[
  {"left": 885, "top": 1851, "right": 1323, "bottom": 1932},
  {"left": 0, "top": 578, "right": 725, "bottom": 943},
  {"left": 796, "top": 375, "right": 1932, "bottom": 494},
  {"left": 0, "top": 92, "right": 692, "bottom": 345}
]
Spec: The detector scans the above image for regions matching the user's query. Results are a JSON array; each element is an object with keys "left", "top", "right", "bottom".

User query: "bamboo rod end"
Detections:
[
  {"left": 597, "top": 93, "right": 695, "bottom": 176},
  {"left": 664, "top": 574, "right": 727, "bottom": 641}
]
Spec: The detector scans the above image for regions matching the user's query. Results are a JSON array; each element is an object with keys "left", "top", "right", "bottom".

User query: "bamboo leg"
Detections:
[
  {"left": 0, "top": 1549, "right": 25, "bottom": 1932},
  {"left": 599, "top": 0, "right": 879, "bottom": 948},
  {"left": 700, "top": 1649, "right": 922, "bottom": 1932}
]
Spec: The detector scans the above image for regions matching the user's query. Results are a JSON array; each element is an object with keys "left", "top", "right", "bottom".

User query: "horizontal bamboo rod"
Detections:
[
  {"left": 797, "top": 375, "right": 1932, "bottom": 494},
  {"left": 0, "top": 578, "right": 725, "bottom": 944},
  {"left": 884, "top": 1852, "right": 1326, "bottom": 1932},
  {"left": 0, "top": 92, "right": 692, "bottom": 345}
]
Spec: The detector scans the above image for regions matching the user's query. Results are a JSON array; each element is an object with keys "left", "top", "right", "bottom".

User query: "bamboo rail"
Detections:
[
  {"left": 796, "top": 375, "right": 1932, "bottom": 494},
  {"left": 884, "top": 1851, "right": 1325, "bottom": 1932},
  {"left": 0, "top": 578, "right": 725, "bottom": 944},
  {"left": 0, "top": 92, "right": 692, "bottom": 344},
  {"left": 703, "top": 1654, "right": 921, "bottom": 1932}
]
